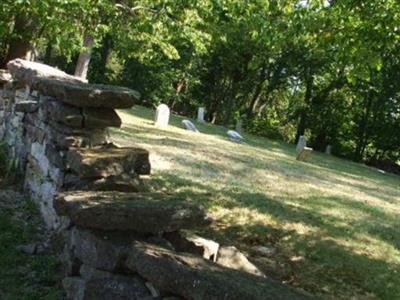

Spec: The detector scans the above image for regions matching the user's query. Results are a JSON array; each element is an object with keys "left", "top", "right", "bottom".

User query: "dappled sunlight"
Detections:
[{"left": 114, "top": 106, "right": 400, "bottom": 299}]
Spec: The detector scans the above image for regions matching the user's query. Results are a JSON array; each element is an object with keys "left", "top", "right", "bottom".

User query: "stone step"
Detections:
[
  {"left": 126, "top": 241, "right": 314, "bottom": 300},
  {"left": 66, "top": 147, "right": 151, "bottom": 178},
  {"left": 54, "top": 191, "right": 212, "bottom": 233}
]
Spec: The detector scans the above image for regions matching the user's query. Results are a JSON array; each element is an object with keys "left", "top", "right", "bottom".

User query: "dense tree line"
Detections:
[{"left": 1, "top": 0, "right": 399, "bottom": 167}]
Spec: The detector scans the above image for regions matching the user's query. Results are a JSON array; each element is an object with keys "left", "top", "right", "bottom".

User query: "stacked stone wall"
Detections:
[{"left": 0, "top": 59, "right": 311, "bottom": 300}]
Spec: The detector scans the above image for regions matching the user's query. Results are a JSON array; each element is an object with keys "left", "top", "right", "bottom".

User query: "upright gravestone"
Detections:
[
  {"left": 325, "top": 144, "right": 332, "bottom": 155},
  {"left": 295, "top": 135, "right": 313, "bottom": 161},
  {"left": 155, "top": 104, "right": 170, "bottom": 129},
  {"left": 235, "top": 119, "right": 243, "bottom": 134},
  {"left": 197, "top": 107, "right": 205, "bottom": 123},
  {"left": 296, "top": 135, "right": 307, "bottom": 153}
]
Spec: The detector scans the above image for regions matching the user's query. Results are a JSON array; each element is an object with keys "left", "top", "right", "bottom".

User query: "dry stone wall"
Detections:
[{"left": 0, "top": 59, "right": 312, "bottom": 300}]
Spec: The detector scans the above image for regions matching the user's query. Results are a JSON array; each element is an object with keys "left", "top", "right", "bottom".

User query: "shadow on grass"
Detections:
[
  {"left": 147, "top": 172, "right": 400, "bottom": 299},
  {"left": 117, "top": 106, "right": 400, "bottom": 298},
  {"left": 120, "top": 106, "right": 400, "bottom": 191}
]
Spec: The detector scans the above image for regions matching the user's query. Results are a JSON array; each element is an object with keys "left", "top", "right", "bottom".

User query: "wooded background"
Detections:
[{"left": 1, "top": 0, "right": 399, "bottom": 168}]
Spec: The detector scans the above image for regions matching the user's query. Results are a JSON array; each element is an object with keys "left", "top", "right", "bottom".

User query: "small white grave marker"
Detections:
[
  {"left": 325, "top": 144, "right": 332, "bottom": 155},
  {"left": 235, "top": 119, "right": 243, "bottom": 133},
  {"left": 154, "top": 104, "right": 170, "bottom": 129},
  {"left": 197, "top": 107, "right": 205, "bottom": 123},
  {"left": 295, "top": 135, "right": 313, "bottom": 161},
  {"left": 296, "top": 135, "right": 307, "bottom": 153}
]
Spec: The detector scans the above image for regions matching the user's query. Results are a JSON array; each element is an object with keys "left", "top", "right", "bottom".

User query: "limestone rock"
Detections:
[
  {"left": 54, "top": 191, "right": 212, "bottom": 233},
  {"left": 14, "top": 100, "right": 39, "bottom": 113},
  {"left": 0, "top": 69, "right": 12, "bottom": 85},
  {"left": 126, "top": 241, "right": 313, "bottom": 300},
  {"left": 85, "top": 276, "right": 151, "bottom": 300},
  {"left": 46, "top": 100, "right": 83, "bottom": 128},
  {"left": 37, "top": 79, "right": 140, "bottom": 109},
  {"left": 83, "top": 174, "right": 146, "bottom": 193},
  {"left": 66, "top": 228, "right": 139, "bottom": 272},
  {"left": 7, "top": 59, "right": 84, "bottom": 86},
  {"left": 164, "top": 231, "right": 219, "bottom": 261},
  {"left": 63, "top": 277, "right": 86, "bottom": 300},
  {"left": 51, "top": 128, "right": 108, "bottom": 150},
  {"left": 82, "top": 108, "right": 122, "bottom": 128},
  {"left": 63, "top": 272, "right": 151, "bottom": 300},
  {"left": 7, "top": 59, "right": 140, "bottom": 109},
  {"left": 66, "top": 147, "right": 151, "bottom": 178},
  {"left": 216, "top": 246, "right": 264, "bottom": 277}
]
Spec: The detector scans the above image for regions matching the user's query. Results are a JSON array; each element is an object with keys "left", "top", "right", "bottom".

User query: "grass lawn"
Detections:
[
  {"left": 112, "top": 106, "right": 400, "bottom": 299},
  {"left": 0, "top": 189, "right": 62, "bottom": 300}
]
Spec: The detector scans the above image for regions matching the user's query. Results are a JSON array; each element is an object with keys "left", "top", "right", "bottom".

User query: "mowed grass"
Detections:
[{"left": 112, "top": 106, "right": 400, "bottom": 299}]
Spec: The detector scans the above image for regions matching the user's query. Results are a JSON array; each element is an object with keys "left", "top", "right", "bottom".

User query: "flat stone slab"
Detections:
[
  {"left": 14, "top": 100, "right": 39, "bottom": 113},
  {"left": 54, "top": 191, "right": 212, "bottom": 233},
  {"left": 82, "top": 108, "right": 122, "bottom": 128},
  {"left": 126, "top": 241, "right": 313, "bottom": 300},
  {"left": 66, "top": 147, "right": 151, "bottom": 178},
  {"left": 7, "top": 59, "right": 84, "bottom": 85},
  {"left": 37, "top": 79, "right": 140, "bottom": 109},
  {"left": 7, "top": 59, "right": 140, "bottom": 108}
]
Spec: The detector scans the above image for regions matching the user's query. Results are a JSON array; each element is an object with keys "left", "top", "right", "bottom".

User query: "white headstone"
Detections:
[
  {"left": 296, "top": 135, "right": 307, "bottom": 153},
  {"left": 325, "top": 144, "right": 332, "bottom": 155},
  {"left": 235, "top": 119, "right": 243, "bottom": 133},
  {"left": 227, "top": 130, "right": 244, "bottom": 143},
  {"left": 197, "top": 107, "right": 205, "bottom": 123},
  {"left": 154, "top": 104, "right": 170, "bottom": 129},
  {"left": 182, "top": 119, "right": 199, "bottom": 132}
]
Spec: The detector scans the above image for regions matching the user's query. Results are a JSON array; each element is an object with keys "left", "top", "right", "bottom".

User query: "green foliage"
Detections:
[{"left": 0, "top": 0, "right": 399, "bottom": 163}]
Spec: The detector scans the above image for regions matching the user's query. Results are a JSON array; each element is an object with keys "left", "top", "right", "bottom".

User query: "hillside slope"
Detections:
[{"left": 111, "top": 106, "right": 400, "bottom": 299}]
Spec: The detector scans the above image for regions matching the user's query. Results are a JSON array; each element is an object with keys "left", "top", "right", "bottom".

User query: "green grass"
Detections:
[
  {"left": 0, "top": 192, "right": 63, "bottom": 300},
  {"left": 112, "top": 106, "right": 400, "bottom": 299}
]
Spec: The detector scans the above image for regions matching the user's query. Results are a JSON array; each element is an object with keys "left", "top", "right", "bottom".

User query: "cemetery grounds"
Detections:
[{"left": 111, "top": 106, "right": 400, "bottom": 300}]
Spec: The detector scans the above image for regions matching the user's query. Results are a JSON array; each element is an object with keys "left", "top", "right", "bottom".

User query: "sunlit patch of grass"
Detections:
[{"left": 113, "top": 106, "right": 400, "bottom": 299}]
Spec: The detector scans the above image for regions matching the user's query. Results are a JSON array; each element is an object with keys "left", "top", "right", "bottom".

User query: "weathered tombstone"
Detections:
[
  {"left": 325, "top": 144, "right": 332, "bottom": 155},
  {"left": 227, "top": 130, "right": 243, "bottom": 143},
  {"left": 296, "top": 147, "right": 313, "bottom": 161},
  {"left": 235, "top": 119, "right": 243, "bottom": 133},
  {"left": 154, "top": 104, "right": 170, "bottom": 129},
  {"left": 197, "top": 107, "right": 205, "bottom": 123},
  {"left": 296, "top": 135, "right": 313, "bottom": 161},
  {"left": 296, "top": 135, "right": 307, "bottom": 153},
  {"left": 182, "top": 119, "right": 199, "bottom": 132}
]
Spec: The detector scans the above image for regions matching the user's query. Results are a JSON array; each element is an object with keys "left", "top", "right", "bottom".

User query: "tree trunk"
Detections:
[
  {"left": 1, "top": 13, "right": 37, "bottom": 67},
  {"left": 96, "top": 34, "right": 113, "bottom": 82},
  {"left": 295, "top": 71, "right": 313, "bottom": 142},
  {"left": 74, "top": 34, "right": 95, "bottom": 79},
  {"left": 354, "top": 95, "right": 373, "bottom": 161},
  {"left": 43, "top": 41, "right": 53, "bottom": 64}
]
